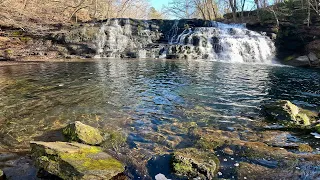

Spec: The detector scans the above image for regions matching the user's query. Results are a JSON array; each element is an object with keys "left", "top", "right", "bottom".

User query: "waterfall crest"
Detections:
[{"left": 94, "top": 19, "right": 275, "bottom": 63}]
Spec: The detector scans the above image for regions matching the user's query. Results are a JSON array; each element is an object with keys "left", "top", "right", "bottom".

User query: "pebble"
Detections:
[
  {"left": 234, "top": 163, "right": 240, "bottom": 167},
  {"left": 155, "top": 174, "right": 171, "bottom": 180},
  {"left": 311, "top": 132, "right": 320, "bottom": 139},
  {"left": 218, "top": 172, "right": 223, "bottom": 176}
]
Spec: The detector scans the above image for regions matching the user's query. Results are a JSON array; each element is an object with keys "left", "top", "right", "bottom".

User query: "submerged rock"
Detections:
[
  {"left": 0, "top": 169, "right": 5, "bottom": 180},
  {"left": 262, "top": 100, "right": 318, "bottom": 127},
  {"left": 316, "top": 124, "right": 320, "bottom": 133},
  {"left": 62, "top": 121, "right": 104, "bottom": 145},
  {"left": 30, "top": 141, "right": 124, "bottom": 180},
  {"left": 172, "top": 148, "right": 219, "bottom": 179},
  {"left": 236, "top": 162, "right": 299, "bottom": 179}
]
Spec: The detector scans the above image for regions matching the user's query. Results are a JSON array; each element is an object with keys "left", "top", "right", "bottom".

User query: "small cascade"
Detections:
[
  {"left": 94, "top": 19, "right": 157, "bottom": 58},
  {"left": 168, "top": 20, "right": 180, "bottom": 44},
  {"left": 94, "top": 19, "right": 275, "bottom": 63},
  {"left": 165, "top": 21, "right": 275, "bottom": 63}
]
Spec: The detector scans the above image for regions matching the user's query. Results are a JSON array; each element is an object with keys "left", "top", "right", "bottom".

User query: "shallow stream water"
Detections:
[{"left": 0, "top": 59, "right": 319, "bottom": 179}]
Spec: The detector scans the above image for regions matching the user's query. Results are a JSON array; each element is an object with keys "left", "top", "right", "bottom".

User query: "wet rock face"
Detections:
[
  {"left": 172, "top": 148, "right": 219, "bottom": 179},
  {"left": 62, "top": 121, "right": 104, "bottom": 145},
  {"left": 30, "top": 141, "right": 124, "bottom": 180},
  {"left": 262, "top": 100, "right": 318, "bottom": 127}
]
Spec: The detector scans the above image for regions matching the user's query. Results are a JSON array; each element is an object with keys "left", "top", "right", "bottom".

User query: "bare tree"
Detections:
[
  {"left": 164, "top": 0, "right": 195, "bottom": 19},
  {"left": 228, "top": 0, "right": 237, "bottom": 21}
]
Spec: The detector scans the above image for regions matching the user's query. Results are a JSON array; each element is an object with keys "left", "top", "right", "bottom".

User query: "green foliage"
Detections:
[
  {"left": 11, "top": 31, "right": 23, "bottom": 36},
  {"left": 19, "top": 36, "right": 32, "bottom": 43}
]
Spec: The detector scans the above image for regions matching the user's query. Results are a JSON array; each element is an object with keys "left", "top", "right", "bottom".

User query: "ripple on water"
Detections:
[{"left": 0, "top": 59, "right": 319, "bottom": 179}]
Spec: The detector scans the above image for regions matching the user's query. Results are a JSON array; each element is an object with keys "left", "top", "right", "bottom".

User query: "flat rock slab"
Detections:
[{"left": 30, "top": 141, "right": 124, "bottom": 180}]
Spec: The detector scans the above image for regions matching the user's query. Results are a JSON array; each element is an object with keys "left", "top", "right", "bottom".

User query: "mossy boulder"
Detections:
[
  {"left": 262, "top": 100, "right": 318, "bottom": 127},
  {"left": 0, "top": 169, "right": 5, "bottom": 180},
  {"left": 172, "top": 148, "right": 219, "bottom": 179},
  {"left": 315, "top": 124, "right": 320, "bottom": 133},
  {"left": 101, "top": 130, "right": 127, "bottom": 151},
  {"left": 63, "top": 121, "right": 104, "bottom": 145},
  {"left": 30, "top": 141, "right": 124, "bottom": 180}
]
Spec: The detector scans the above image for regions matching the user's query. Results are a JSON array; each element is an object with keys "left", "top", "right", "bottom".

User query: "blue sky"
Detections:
[{"left": 150, "top": 0, "right": 170, "bottom": 11}]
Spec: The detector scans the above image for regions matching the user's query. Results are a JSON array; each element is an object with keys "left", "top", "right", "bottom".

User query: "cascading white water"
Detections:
[
  {"left": 168, "top": 21, "right": 275, "bottom": 63},
  {"left": 94, "top": 19, "right": 275, "bottom": 63},
  {"left": 94, "top": 19, "right": 156, "bottom": 58}
]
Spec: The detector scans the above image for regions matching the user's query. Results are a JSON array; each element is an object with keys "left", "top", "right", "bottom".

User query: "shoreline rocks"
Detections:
[
  {"left": 30, "top": 141, "right": 124, "bottom": 180},
  {"left": 172, "top": 148, "right": 219, "bottom": 179},
  {"left": 62, "top": 121, "right": 104, "bottom": 145},
  {"left": 262, "top": 100, "right": 319, "bottom": 129}
]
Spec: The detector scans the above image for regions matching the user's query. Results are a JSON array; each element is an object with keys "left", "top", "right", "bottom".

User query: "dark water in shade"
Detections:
[{"left": 0, "top": 59, "right": 319, "bottom": 179}]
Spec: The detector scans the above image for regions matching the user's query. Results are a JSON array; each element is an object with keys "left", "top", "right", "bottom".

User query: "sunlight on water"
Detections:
[{"left": 0, "top": 59, "right": 319, "bottom": 179}]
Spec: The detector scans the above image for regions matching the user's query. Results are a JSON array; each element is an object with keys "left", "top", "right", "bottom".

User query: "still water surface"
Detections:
[{"left": 0, "top": 59, "right": 319, "bottom": 179}]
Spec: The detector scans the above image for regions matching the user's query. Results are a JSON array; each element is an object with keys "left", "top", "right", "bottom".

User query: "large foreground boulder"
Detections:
[
  {"left": 62, "top": 121, "right": 104, "bottom": 145},
  {"left": 171, "top": 148, "right": 219, "bottom": 179},
  {"left": 30, "top": 141, "right": 124, "bottom": 180},
  {"left": 262, "top": 100, "right": 318, "bottom": 127}
]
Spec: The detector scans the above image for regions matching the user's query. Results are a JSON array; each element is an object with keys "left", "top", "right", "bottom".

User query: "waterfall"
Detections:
[
  {"left": 168, "top": 20, "right": 180, "bottom": 44},
  {"left": 166, "top": 21, "right": 275, "bottom": 63},
  {"left": 94, "top": 19, "right": 275, "bottom": 63},
  {"left": 94, "top": 19, "right": 156, "bottom": 58}
]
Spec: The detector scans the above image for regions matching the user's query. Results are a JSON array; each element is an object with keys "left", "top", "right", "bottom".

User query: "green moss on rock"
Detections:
[
  {"left": 30, "top": 141, "right": 124, "bottom": 180},
  {"left": 101, "top": 130, "right": 127, "bottom": 151},
  {"left": 263, "top": 100, "right": 317, "bottom": 128},
  {"left": 172, "top": 148, "right": 219, "bottom": 179},
  {"left": 315, "top": 124, "right": 320, "bottom": 133},
  {"left": 62, "top": 121, "right": 104, "bottom": 145}
]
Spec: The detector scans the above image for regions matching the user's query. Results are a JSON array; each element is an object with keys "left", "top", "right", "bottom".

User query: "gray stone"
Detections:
[
  {"left": 30, "top": 141, "right": 124, "bottom": 180},
  {"left": 292, "top": 56, "right": 310, "bottom": 66},
  {"left": 308, "top": 52, "right": 318, "bottom": 62},
  {"left": 155, "top": 174, "right": 171, "bottom": 180},
  {"left": 271, "top": 33, "right": 277, "bottom": 40},
  {"left": 308, "top": 52, "right": 320, "bottom": 66},
  {"left": 62, "top": 121, "right": 104, "bottom": 145}
]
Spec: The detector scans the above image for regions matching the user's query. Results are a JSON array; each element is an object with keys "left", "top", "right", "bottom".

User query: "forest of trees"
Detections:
[{"left": 0, "top": 0, "right": 319, "bottom": 27}]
